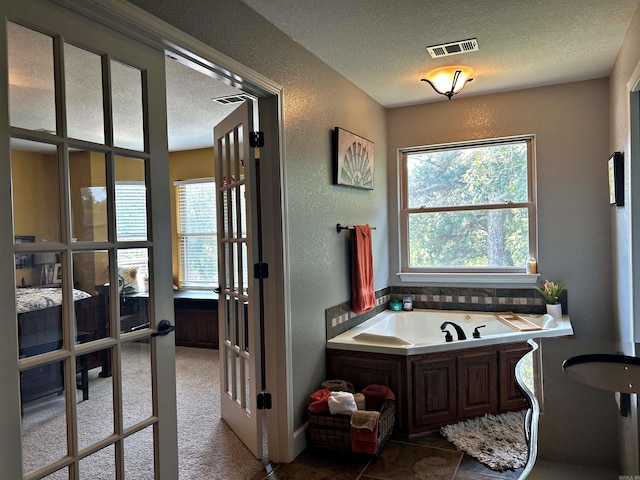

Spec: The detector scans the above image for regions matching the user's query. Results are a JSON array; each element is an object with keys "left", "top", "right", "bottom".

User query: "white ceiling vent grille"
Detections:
[
  {"left": 427, "top": 38, "right": 479, "bottom": 58},
  {"left": 211, "top": 93, "right": 255, "bottom": 105}
]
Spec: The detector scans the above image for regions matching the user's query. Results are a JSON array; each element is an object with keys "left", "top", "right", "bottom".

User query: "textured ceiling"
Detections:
[
  {"left": 239, "top": 0, "right": 640, "bottom": 107},
  {"left": 9, "top": 1, "right": 640, "bottom": 152},
  {"left": 165, "top": 57, "right": 245, "bottom": 151}
]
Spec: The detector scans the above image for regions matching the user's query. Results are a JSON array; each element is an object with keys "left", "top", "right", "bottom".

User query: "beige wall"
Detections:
[
  {"left": 168, "top": 148, "right": 214, "bottom": 285},
  {"left": 12, "top": 149, "right": 60, "bottom": 242},
  {"left": 388, "top": 79, "right": 616, "bottom": 468},
  {"left": 12, "top": 149, "right": 60, "bottom": 286}
]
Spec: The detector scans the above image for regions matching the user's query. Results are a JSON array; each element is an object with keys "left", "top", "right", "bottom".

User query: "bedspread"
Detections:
[{"left": 16, "top": 287, "right": 91, "bottom": 314}]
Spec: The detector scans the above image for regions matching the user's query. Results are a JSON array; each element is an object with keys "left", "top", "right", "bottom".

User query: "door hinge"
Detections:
[
  {"left": 257, "top": 391, "right": 272, "bottom": 410},
  {"left": 254, "top": 262, "right": 269, "bottom": 279},
  {"left": 250, "top": 131, "right": 264, "bottom": 148}
]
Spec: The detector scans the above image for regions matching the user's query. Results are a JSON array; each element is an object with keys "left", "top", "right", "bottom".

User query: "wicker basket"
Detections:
[{"left": 307, "top": 399, "right": 395, "bottom": 455}]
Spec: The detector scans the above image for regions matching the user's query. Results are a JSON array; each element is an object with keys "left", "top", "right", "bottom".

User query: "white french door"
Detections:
[
  {"left": 0, "top": 0, "right": 177, "bottom": 478},
  {"left": 214, "top": 101, "right": 263, "bottom": 458}
]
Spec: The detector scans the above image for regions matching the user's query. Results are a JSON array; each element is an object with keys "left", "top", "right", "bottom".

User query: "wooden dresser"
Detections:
[{"left": 173, "top": 290, "right": 219, "bottom": 349}]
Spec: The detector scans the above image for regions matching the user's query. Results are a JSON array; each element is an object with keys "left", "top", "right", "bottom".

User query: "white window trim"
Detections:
[
  {"left": 397, "top": 272, "right": 540, "bottom": 286},
  {"left": 175, "top": 177, "right": 217, "bottom": 290},
  {"left": 397, "top": 135, "right": 537, "bottom": 284}
]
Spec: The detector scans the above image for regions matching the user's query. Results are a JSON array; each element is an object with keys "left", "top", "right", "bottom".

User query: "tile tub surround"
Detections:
[{"left": 326, "top": 286, "right": 567, "bottom": 340}]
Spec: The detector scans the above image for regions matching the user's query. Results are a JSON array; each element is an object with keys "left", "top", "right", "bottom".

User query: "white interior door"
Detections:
[
  {"left": 0, "top": 0, "right": 177, "bottom": 478},
  {"left": 214, "top": 101, "right": 262, "bottom": 458}
]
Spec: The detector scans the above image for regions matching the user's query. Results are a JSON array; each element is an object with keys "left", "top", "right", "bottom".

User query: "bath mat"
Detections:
[{"left": 440, "top": 410, "right": 528, "bottom": 471}]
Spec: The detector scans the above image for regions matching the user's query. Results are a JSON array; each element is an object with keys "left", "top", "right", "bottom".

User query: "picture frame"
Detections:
[
  {"left": 333, "top": 127, "right": 374, "bottom": 190},
  {"left": 14, "top": 235, "right": 35, "bottom": 269},
  {"left": 53, "top": 263, "right": 62, "bottom": 284},
  {"left": 608, "top": 151, "right": 624, "bottom": 206}
]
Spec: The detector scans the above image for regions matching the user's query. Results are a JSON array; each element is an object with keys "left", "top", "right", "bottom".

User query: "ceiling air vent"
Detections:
[
  {"left": 211, "top": 93, "right": 255, "bottom": 105},
  {"left": 426, "top": 38, "right": 479, "bottom": 58}
]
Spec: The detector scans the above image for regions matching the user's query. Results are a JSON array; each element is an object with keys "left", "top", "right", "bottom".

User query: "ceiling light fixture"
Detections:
[{"left": 421, "top": 66, "right": 474, "bottom": 100}]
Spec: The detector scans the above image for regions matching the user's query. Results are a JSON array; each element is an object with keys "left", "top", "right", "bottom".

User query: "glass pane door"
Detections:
[
  {"left": 2, "top": 1, "right": 176, "bottom": 478},
  {"left": 215, "top": 101, "right": 262, "bottom": 457}
]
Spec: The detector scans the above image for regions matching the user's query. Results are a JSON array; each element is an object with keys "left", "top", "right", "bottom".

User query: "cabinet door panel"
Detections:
[
  {"left": 412, "top": 356, "right": 456, "bottom": 427},
  {"left": 457, "top": 351, "right": 497, "bottom": 418},
  {"left": 175, "top": 306, "right": 218, "bottom": 349},
  {"left": 499, "top": 346, "right": 529, "bottom": 411}
]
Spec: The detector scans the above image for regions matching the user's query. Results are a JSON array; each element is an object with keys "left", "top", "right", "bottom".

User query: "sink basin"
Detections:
[{"left": 562, "top": 353, "right": 640, "bottom": 393}]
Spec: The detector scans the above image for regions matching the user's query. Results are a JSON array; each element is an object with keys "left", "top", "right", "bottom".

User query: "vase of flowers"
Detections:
[{"left": 534, "top": 279, "right": 565, "bottom": 320}]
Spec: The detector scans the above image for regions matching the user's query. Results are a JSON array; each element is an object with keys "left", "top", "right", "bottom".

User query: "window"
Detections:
[
  {"left": 400, "top": 136, "right": 536, "bottom": 273},
  {"left": 80, "top": 182, "right": 150, "bottom": 279},
  {"left": 114, "top": 182, "right": 149, "bottom": 284},
  {"left": 115, "top": 183, "right": 147, "bottom": 242},
  {"left": 176, "top": 179, "right": 217, "bottom": 289}
]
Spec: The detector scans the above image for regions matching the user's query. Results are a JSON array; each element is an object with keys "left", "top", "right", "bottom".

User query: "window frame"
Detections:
[
  {"left": 175, "top": 177, "right": 218, "bottom": 290},
  {"left": 398, "top": 135, "right": 538, "bottom": 279}
]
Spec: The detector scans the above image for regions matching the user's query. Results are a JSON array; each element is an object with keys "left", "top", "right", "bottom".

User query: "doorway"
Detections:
[
  {"left": 1, "top": 1, "right": 289, "bottom": 478},
  {"left": 164, "top": 56, "right": 264, "bottom": 473}
]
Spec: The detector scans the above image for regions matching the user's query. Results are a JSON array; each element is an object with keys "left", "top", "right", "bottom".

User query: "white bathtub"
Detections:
[{"left": 327, "top": 309, "right": 573, "bottom": 356}]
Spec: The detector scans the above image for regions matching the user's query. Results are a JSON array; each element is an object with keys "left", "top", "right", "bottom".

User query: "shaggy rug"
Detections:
[{"left": 440, "top": 410, "right": 528, "bottom": 471}]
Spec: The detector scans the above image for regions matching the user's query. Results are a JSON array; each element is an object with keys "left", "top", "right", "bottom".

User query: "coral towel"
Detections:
[
  {"left": 308, "top": 389, "right": 331, "bottom": 414},
  {"left": 351, "top": 225, "right": 376, "bottom": 314}
]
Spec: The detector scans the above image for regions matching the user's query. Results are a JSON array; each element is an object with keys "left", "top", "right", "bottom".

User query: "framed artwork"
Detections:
[
  {"left": 53, "top": 263, "right": 62, "bottom": 284},
  {"left": 15, "top": 235, "right": 35, "bottom": 269},
  {"left": 608, "top": 151, "right": 624, "bottom": 206},
  {"left": 333, "top": 127, "right": 374, "bottom": 190}
]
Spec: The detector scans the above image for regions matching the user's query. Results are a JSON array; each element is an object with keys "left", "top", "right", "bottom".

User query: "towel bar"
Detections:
[{"left": 336, "top": 223, "right": 377, "bottom": 233}]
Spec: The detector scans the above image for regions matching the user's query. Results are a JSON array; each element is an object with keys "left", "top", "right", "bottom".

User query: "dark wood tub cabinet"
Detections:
[{"left": 326, "top": 341, "right": 531, "bottom": 436}]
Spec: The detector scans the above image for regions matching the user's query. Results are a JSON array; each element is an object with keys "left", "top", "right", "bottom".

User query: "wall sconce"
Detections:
[{"left": 421, "top": 66, "right": 474, "bottom": 100}]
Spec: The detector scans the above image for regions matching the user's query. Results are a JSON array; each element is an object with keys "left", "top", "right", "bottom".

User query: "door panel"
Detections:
[
  {"left": 215, "top": 101, "right": 262, "bottom": 458},
  {"left": 2, "top": 1, "right": 176, "bottom": 478}
]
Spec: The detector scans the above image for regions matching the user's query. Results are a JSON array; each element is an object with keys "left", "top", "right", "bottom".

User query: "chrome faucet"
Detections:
[{"left": 440, "top": 321, "right": 467, "bottom": 340}]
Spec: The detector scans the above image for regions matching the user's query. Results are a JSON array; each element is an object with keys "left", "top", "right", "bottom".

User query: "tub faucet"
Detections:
[{"left": 440, "top": 321, "right": 467, "bottom": 340}]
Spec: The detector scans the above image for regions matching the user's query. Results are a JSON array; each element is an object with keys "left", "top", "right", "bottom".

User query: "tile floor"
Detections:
[{"left": 252, "top": 433, "right": 523, "bottom": 480}]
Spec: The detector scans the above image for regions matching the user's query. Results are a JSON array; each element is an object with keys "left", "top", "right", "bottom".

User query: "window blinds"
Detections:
[
  {"left": 115, "top": 183, "right": 149, "bottom": 278},
  {"left": 176, "top": 180, "right": 217, "bottom": 289},
  {"left": 115, "top": 183, "right": 147, "bottom": 242}
]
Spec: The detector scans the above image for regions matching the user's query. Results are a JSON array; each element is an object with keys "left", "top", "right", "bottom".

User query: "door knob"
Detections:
[{"left": 152, "top": 319, "right": 176, "bottom": 337}]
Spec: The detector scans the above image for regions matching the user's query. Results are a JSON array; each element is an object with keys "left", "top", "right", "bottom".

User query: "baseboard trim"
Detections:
[{"left": 292, "top": 422, "right": 308, "bottom": 460}]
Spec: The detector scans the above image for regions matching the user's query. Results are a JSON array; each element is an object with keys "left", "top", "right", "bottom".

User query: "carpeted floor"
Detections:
[
  {"left": 21, "top": 344, "right": 263, "bottom": 479},
  {"left": 174, "top": 346, "right": 263, "bottom": 479}
]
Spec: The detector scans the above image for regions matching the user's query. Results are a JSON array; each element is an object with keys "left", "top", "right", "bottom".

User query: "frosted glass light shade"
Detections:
[{"left": 422, "top": 66, "right": 474, "bottom": 99}]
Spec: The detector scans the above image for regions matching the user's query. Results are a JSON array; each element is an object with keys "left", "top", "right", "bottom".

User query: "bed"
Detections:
[
  {"left": 17, "top": 286, "right": 109, "bottom": 405},
  {"left": 17, "top": 287, "right": 92, "bottom": 315}
]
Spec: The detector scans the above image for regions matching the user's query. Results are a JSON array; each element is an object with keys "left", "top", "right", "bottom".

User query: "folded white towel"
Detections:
[{"left": 327, "top": 391, "right": 358, "bottom": 415}]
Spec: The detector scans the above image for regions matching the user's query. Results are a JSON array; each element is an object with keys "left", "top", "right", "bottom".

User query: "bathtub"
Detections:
[{"left": 327, "top": 309, "right": 573, "bottom": 356}]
